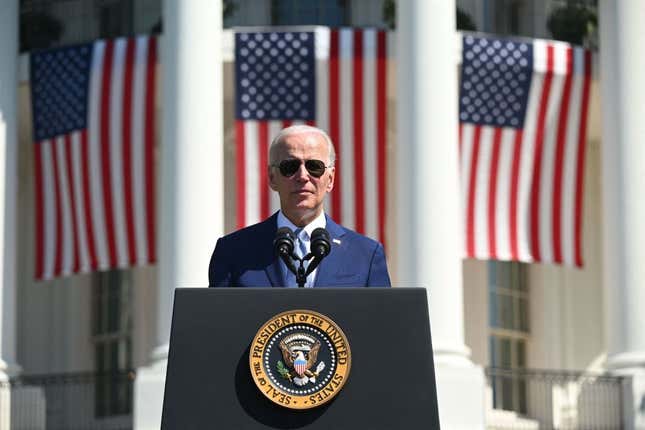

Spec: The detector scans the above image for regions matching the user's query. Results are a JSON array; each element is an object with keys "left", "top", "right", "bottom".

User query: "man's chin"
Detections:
[
  {"left": 291, "top": 204, "right": 315, "bottom": 214},
  {"left": 292, "top": 192, "right": 314, "bottom": 200},
  {"left": 290, "top": 196, "right": 315, "bottom": 208},
  {"left": 284, "top": 204, "right": 323, "bottom": 222}
]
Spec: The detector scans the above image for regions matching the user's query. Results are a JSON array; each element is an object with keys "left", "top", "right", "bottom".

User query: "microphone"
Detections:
[
  {"left": 274, "top": 227, "right": 295, "bottom": 259},
  {"left": 305, "top": 228, "right": 331, "bottom": 276},
  {"left": 274, "top": 227, "right": 300, "bottom": 281},
  {"left": 310, "top": 228, "right": 331, "bottom": 258}
]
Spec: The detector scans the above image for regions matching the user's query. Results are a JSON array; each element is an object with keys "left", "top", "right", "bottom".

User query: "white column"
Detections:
[
  {"left": 0, "top": 3, "right": 20, "bottom": 429},
  {"left": 599, "top": 1, "right": 645, "bottom": 429},
  {"left": 0, "top": 0, "right": 19, "bottom": 382},
  {"left": 397, "top": 1, "right": 484, "bottom": 428},
  {"left": 134, "top": 1, "right": 224, "bottom": 428}
]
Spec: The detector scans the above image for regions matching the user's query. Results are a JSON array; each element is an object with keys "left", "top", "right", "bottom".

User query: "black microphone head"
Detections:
[
  {"left": 310, "top": 228, "right": 331, "bottom": 258},
  {"left": 274, "top": 227, "right": 295, "bottom": 257}
]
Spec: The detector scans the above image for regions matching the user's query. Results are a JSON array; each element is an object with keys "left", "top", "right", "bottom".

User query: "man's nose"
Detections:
[{"left": 294, "top": 162, "right": 310, "bottom": 181}]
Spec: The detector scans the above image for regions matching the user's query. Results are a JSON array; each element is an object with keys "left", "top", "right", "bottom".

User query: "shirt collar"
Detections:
[{"left": 277, "top": 211, "right": 326, "bottom": 239}]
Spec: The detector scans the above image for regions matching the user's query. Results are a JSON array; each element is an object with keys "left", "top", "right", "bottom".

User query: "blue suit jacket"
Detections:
[{"left": 208, "top": 213, "right": 391, "bottom": 287}]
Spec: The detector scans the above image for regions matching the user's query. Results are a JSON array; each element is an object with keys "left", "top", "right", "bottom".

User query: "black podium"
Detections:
[{"left": 161, "top": 287, "right": 440, "bottom": 429}]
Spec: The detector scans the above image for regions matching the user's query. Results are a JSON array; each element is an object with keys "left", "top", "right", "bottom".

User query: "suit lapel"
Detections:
[
  {"left": 261, "top": 213, "right": 284, "bottom": 287},
  {"left": 262, "top": 213, "right": 344, "bottom": 287},
  {"left": 314, "top": 216, "right": 346, "bottom": 287}
]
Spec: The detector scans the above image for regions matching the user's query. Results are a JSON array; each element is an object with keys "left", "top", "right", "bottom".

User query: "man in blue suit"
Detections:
[{"left": 209, "top": 125, "right": 391, "bottom": 288}]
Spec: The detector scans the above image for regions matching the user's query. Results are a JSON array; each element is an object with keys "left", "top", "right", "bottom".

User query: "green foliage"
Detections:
[
  {"left": 383, "top": 0, "right": 396, "bottom": 29},
  {"left": 277, "top": 361, "right": 291, "bottom": 379},
  {"left": 20, "top": 11, "right": 63, "bottom": 53},
  {"left": 224, "top": 0, "right": 237, "bottom": 19},
  {"left": 547, "top": 4, "right": 597, "bottom": 45},
  {"left": 382, "top": 1, "right": 477, "bottom": 32},
  {"left": 457, "top": 8, "right": 477, "bottom": 31}
]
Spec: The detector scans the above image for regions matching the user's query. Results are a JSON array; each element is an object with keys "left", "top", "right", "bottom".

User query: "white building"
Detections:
[{"left": 1, "top": 0, "right": 643, "bottom": 429}]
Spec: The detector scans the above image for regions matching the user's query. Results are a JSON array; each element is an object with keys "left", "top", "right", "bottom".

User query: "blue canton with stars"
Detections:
[
  {"left": 30, "top": 43, "right": 93, "bottom": 142},
  {"left": 459, "top": 35, "right": 533, "bottom": 129},
  {"left": 235, "top": 31, "right": 316, "bottom": 121}
]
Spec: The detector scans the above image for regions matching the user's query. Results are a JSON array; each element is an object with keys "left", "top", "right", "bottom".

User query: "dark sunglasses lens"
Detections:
[
  {"left": 305, "top": 160, "right": 326, "bottom": 177},
  {"left": 278, "top": 159, "right": 301, "bottom": 177},
  {"left": 278, "top": 159, "right": 326, "bottom": 177}
]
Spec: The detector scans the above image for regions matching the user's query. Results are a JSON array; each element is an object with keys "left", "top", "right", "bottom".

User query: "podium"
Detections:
[{"left": 161, "top": 288, "right": 440, "bottom": 429}]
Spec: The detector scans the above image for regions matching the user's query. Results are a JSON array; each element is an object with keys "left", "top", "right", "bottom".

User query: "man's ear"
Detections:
[
  {"left": 326, "top": 167, "right": 335, "bottom": 192},
  {"left": 268, "top": 166, "right": 278, "bottom": 190}
]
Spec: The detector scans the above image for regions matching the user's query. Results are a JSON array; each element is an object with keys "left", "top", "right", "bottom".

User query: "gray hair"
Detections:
[{"left": 269, "top": 125, "right": 336, "bottom": 166}]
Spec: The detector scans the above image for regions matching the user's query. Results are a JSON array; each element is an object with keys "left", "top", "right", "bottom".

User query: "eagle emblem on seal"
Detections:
[{"left": 276, "top": 333, "right": 326, "bottom": 386}]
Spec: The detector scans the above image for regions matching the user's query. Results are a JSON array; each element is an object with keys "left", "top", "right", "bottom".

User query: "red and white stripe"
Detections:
[
  {"left": 236, "top": 119, "right": 309, "bottom": 228},
  {"left": 294, "top": 360, "right": 307, "bottom": 377},
  {"left": 34, "top": 36, "right": 157, "bottom": 280},
  {"left": 235, "top": 29, "right": 388, "bottom": 245},
  {"left": 460, "top": 40, "right": 592, "bottom": 267}
]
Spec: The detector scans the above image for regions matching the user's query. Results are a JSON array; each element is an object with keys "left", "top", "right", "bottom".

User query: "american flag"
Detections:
[
  {"left": 30, "top": 36, "right": 158, "bottom": 280},
  {"left": 459, "top": 35, "right": 592, "bottom": 267},
  {"left": 235, "top": 28, "right": 388, "bottom": 244}
]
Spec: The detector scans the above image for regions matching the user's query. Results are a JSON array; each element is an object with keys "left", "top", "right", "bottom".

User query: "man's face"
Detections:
[{"left": 269, "top": 132, "right": 335, "bottom": 226}]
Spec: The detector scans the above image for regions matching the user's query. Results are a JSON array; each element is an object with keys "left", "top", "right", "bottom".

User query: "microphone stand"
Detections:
[
  {"left": 276, "top": 227, "right": 330, "bottom": 288},
  {"left": 276, "top": 239, "right": 315, "bottom": 288},
  {"left": 294, "top": 253, "right": 315, "bottom": 288}
]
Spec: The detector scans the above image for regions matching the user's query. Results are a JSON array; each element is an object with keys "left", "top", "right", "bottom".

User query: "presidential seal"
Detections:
[{"left": 249, "top": 310, "right": 351, "bottom": 410}]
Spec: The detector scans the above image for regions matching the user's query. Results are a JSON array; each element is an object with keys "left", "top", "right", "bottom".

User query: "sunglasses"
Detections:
[{"left": 273, "top": 159, "right": 330, "bottom": 178}]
